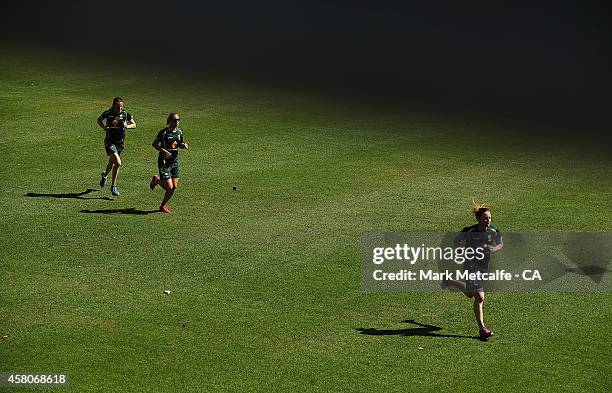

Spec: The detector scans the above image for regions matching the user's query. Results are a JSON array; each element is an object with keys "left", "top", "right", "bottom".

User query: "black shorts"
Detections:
[
  {"left": 464, "top": 260, "right": 489, "bottom": 291},
  {"left": 105, "top": 141, "right": 124, "bottom": 156},
  {"left": 158, "top": 159, "right": 180, "bottom": 180}
]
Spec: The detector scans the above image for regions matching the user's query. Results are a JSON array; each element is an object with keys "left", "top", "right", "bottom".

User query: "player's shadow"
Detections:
[
  {"left": 356, "top": 320, "right": 479, "bottom": 340},
  {"left": 80, "top": 208, "right": 158, "bottom": 215},
  {"left": 25, "top": 188, "right": 113, "bottom": 201}
]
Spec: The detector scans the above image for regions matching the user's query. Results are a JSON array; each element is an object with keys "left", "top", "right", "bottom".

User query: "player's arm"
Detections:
[
  {"left": 152, "top": 138, "right": 172, "bottom": 158},
  {"left": 97, "top": 115, "right": 108, "bottom": 131},
  {"left": 125, "top": 117, "right": 136, "bottom": 129},
  {"left": 486, "top": 236, "right": 503, "bottom": 252},
  {"left": 454, "top": 231, "right": 466, "bottom": 247},
  {"left": 178, "top": 136, "right": 188, "bottom": 149}
]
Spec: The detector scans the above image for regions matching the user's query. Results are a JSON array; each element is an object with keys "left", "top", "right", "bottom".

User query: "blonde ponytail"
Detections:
[{"left": 471, "top": 200, "right": 491, "bottom": 218}]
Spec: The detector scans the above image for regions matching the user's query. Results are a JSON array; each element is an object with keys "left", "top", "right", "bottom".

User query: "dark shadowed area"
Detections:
[{"left": 4, "top": 0, "right": 611, "bottom": 138}]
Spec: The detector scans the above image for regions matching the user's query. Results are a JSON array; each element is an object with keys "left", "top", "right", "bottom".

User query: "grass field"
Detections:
[{"left": 1, "top": 46, "right": 611, "bottom": 392}]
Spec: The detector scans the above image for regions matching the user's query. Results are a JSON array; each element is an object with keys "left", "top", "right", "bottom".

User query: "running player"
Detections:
[
  {"left": 149, "top": 112, "right": 188, "bottom": 213},
  {"left": 441, "top": 202, "right": 503, "bottom": 340},
  {"left": 96, "top": 97, "right": 136, "bottom": 196}
]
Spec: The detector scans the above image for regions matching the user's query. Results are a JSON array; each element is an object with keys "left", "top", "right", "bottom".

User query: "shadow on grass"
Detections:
[
  {"left": 26, "top": 188, "right": 113, "bottom": 201},
  {"left": 356, "top": 319, "right": 480, "bottom": 340},
  {"left": 80, "top": 208, "right": 158, "bottom": 215}
]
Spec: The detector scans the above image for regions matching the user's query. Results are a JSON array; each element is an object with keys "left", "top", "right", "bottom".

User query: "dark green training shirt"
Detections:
[
  {"left": 156, "top": 127, "right": 184, "bottom": 165},
  {"left": 99, "top": 108, "right": 133, "bottom": 144},
  {"left": 455, "top": 224, "right": 502, "bottom": 266},
  {"left": 457, "top": 224, "right": 502, "bottom": 247}
]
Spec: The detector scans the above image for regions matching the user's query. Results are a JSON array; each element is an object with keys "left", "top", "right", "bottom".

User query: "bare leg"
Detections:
[
  {"left": 110, "top": 154, "right": 121, "bottom": 186},
  {"left": 160, "top": 179, "right": 175, "bottom": 207},
  {"left": 473, "top": 290, "right": 485, "bottom": 329},
  {"left": 104, "top": 157, "right": 114, "bottom": 176}
]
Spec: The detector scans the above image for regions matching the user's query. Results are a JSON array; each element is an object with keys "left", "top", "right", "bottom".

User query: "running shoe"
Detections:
[
  {"left": 111, "top": 186, "right": 120, "bottom": 196},
  {"left": 99, "top": 172, "right": 107, "bottom": 188},
  {"left": 150, "top": 175, "right": 159, "bottom": 191},
  {"left": 479, "top": 326, "right": 494, "bottom": 340}
]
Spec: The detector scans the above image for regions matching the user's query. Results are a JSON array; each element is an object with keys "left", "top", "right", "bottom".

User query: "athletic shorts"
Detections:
[
  {"left": 105, "top": 141, "right": 124, "bottom": 156},
  {"left": 158, "top": 159, "right": 180, "bottom": 180},
  {"left": 463, "top": 260, "right": 489, "bottom": 291}
]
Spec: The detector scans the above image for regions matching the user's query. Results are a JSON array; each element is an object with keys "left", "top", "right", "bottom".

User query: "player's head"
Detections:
[
  {"left": 167, "top": 112, "right": 180, "bottom": 126},
  {"left": 112, "top": 97, "right": 124, "bottom": 111},
  {"left": 472, "top": 201, "right": 492, "bottom": 228}
]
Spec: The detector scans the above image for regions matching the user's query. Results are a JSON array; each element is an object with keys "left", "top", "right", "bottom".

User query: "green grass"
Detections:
[{"left": 1, "top": 46, "right": 611, "bottom": 392}]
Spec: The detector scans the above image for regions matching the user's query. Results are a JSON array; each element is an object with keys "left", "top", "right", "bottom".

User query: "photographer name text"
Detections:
[{"left": 372, "top": 269, "right": 542, "bottom": 281}]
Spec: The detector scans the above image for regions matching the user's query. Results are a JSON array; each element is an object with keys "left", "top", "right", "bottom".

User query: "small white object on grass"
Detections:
[
  {"left": 163, "top": 290, "right": 172, "bottom": 295},
  {"left": 418, "top": 347, "right": 424, "bottom": 351}
]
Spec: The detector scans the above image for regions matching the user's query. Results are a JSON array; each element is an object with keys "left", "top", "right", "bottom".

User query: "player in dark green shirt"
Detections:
[
  {"left": 149, "top": 112, "right": 189, "bottom": 213},
  {"left": 96, "top": 97, "right": 136, "bottom": 196},
  {"left": 441, "top": 203, "right": 503, "bottom": 340}
]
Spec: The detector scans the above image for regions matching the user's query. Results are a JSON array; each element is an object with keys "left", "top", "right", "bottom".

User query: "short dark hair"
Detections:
[
  {"left": 166, "top": 112, "right": 180, "bottom": 124},
  {"left": 112, "top": 97, "right": 123, "bottom": 105}
]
